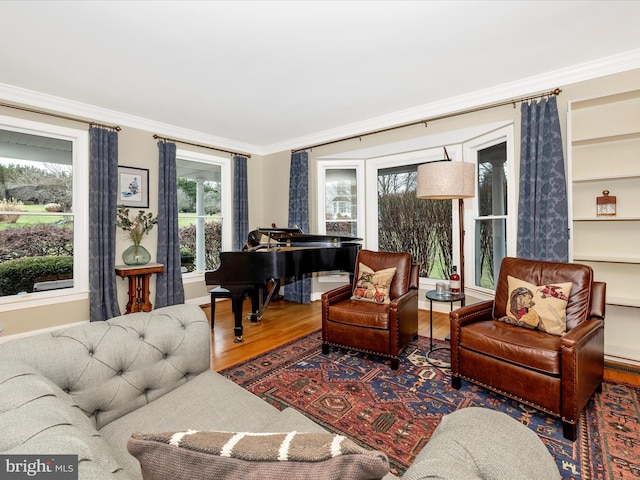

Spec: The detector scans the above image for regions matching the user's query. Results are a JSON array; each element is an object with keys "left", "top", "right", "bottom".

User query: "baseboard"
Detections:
[{"left": 605, "top": 359, "right": 640, "bottom": 375}]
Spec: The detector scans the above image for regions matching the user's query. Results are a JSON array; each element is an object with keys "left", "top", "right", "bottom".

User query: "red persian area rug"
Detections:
[{"left": 220, "top": 331, "right": 640, "bottom": 479}]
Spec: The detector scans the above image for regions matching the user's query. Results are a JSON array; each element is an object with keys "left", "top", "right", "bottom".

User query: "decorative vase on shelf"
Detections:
[{"left": 122, "top": 243, "right": 151, "bottom": 266}]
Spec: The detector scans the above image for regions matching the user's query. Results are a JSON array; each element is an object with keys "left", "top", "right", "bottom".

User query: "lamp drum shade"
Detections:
[{"left": 416, "top": 161, "right": 475, "bottom": 199}]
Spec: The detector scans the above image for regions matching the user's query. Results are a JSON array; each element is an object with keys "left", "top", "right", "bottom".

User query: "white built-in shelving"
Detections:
[{"left": 568, "top": 88, "right": 640, "bottom": 364}]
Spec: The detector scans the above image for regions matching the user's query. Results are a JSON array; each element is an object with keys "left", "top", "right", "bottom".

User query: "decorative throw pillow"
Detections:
[
  {"left": 351, "top": 263, "right": 396, "bottom": 304},
  {"left": 498, "top": 276, "right": 572, "bottom": 336},
  {"left": 127, "top": 430, "right": 389, "bottom": 480}
]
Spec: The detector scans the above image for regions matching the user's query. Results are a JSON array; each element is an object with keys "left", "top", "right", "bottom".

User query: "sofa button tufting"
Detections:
[
  {"left": 139, "top": 335, "right": 145, "bottom": 340},
  {"left": 88, "top": 350, "right": 94, "bottom": 356},
  {"left": 117, "top": 370, "right": 123, "bottom": 376}
]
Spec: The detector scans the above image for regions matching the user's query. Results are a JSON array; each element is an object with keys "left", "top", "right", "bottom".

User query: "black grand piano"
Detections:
[{"left": 205, "top": 227, "right": 361, "bottom": 342}]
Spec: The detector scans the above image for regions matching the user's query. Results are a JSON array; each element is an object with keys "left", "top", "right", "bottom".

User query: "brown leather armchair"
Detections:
[
  {"left": 450, "top": 256, "right": 606, "bottom": 441},
  {"left": 321, "top": 249, "right": 419, "bottom": 370}
]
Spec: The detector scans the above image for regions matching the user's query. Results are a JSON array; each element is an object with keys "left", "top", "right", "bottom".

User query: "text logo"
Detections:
[{"left": 0, "top": 455, "right": 77, "bottom": 479}]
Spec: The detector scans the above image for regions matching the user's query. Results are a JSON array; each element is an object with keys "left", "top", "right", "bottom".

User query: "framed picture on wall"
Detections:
[{"left": 118, "top": 166, "right": 149, "bottom": 208}]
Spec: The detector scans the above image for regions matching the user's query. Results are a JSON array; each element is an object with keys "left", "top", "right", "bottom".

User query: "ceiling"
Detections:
[{"left": 1, "top": 1, "right": 640, "bottom": 155}]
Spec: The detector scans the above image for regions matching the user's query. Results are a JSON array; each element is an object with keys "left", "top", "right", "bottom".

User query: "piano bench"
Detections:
[
  {"left": 209, "top": 287, "right": 234, "bottom": 329},
  {"left": 209, "top": 286, "right": 258, "bottom": 329}
]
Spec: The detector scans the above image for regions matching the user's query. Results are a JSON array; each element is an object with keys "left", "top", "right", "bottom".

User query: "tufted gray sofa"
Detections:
[{"left": 0, "top": 303, "right": 560, "bottom": 480}]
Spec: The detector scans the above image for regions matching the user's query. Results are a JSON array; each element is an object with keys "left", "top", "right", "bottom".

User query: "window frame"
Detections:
[
  {"left": 0, "top": 114, "right": 89, "bottom": 312},
  {"left": 316, "top": 160, "right": 365, "bottom": 241},
  {"left": 464, "top": 124, "right": 516, "bottom": 295},
  {"left": 175, "top": 148, "right": 231, "bottom": 282}
]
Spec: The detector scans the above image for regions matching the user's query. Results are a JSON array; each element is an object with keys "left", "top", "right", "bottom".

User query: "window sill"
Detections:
[{"left": 0, "top": 290, "right": 89, "bottom": 312}]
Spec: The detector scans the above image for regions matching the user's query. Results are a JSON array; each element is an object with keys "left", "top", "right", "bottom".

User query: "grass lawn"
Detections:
[{"left": 0, "top": 204, "right": 68, "bottom": 229}]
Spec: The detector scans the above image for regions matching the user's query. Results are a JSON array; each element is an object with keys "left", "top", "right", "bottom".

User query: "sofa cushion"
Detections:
[
  {"left": 352, "top": 263, "right": 396, "bottom": 304},
  {"left": 461, "top": 320, "right": 562, "bottom": 375},
  {"left": 99, "top": 370, "right": 327, "bottom": 478},
  {"left": 498, "top": 276, "right": 571, "bottom": 336},
  {"left": 127, "top": 430, "right": 389, "bottom": 480}
]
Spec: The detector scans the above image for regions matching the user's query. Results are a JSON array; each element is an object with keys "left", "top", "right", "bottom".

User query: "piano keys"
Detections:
[{"left": 205, "top": 228, "right": 361, "bottom": 342}]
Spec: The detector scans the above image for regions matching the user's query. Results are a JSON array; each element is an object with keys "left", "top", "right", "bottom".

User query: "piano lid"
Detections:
[{"left": 245, "top": 228, "right": 361, "bottom": 250}]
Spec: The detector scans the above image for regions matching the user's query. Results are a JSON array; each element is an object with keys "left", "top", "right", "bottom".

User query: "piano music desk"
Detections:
[{"left": 115, "top": 263, "right": 164, "bottom": 314}]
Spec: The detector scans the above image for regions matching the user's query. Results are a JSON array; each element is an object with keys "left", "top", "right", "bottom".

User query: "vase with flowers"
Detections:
[{"left": 116, "top": 206, "right": 158, "bottom": 265}]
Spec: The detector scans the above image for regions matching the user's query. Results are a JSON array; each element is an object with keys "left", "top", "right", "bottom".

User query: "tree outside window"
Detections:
[{"left": 377, "top": 165, "right": 452, "bottom": 279}]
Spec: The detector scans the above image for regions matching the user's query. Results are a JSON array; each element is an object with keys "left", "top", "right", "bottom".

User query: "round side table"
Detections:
[{"left": 426, "top": 290, "right": 465, "bottom": 364}]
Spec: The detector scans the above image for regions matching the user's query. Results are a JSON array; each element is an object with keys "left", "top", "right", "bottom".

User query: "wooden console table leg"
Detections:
[{"left": 115, "top": 264, "right": 165, "bottom": 315}]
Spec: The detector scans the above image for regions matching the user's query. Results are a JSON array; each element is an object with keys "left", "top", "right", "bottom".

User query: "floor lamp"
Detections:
[{"left": 416, "top": 148, "right": 475, "bottom": 294}]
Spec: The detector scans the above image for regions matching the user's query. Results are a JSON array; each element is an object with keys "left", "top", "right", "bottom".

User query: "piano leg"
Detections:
[{"left": 224, "top": 285, "right": 255, "bottom": 343}]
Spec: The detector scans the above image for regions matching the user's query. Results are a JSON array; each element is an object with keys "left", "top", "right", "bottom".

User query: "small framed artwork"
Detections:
[{"left": 118, "top": 166, "right": 149, "bottom": 208}]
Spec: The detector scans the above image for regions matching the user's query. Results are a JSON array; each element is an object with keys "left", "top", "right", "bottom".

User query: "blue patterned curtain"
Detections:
[
  {"left": 517, "top": 96, "right": 568, "bottom": 262},
  {"left": 156, "top": 140, "right": 185, "bottom": 307},
  {"left": 233, "top": 155, "right": 249, "bottom": 251},
  {"left": 88, "top": 127, "right": 121, "bottom": 321},
  {"left": 285, "top": 151, "right": 311, "bottom": 304}
]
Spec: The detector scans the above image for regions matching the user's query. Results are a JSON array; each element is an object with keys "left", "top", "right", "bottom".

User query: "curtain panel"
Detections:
[
  {"left": 156, "top": 140, "right": 185, "bottom": 308},
  {"left": 88, "top": 127, "right": 121, "bottom": 321},
  {"left": 233, "top": 155, "right": 249, "bottom": 251},
  {"left": 517, "top": 96, "right": 569, "bottom": 262},
  {"left": 285, "top": 151, "right": 311, "bottom": 304}
]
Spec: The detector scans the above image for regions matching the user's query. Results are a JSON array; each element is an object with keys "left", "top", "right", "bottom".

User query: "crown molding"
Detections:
[
  {"left": 2, "top": 49, "right": 639, "bottom": 158},
  {"left": 262, "top": 48, "right": 640, "bottom": 156},
  {"left": 0, "top": 83, "right": 262, "bottom": 156}
]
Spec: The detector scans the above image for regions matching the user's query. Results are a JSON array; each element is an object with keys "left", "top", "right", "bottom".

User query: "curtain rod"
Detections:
[
  {"left": 0, "top": 101, "right": 121, "bottom": 131},
  {"left": 291, "top": 88, "right": 562, "bottom": 154},
  {"left": 152, "top": 134, "right": 252, "bottom": 158}
]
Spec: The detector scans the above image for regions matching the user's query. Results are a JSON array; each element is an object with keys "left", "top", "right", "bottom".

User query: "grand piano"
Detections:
[{"left": 205, "top": 227, "right": 361, "bottom": 342}]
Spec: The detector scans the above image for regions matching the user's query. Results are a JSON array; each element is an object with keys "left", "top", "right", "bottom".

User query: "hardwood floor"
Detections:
[{"left": 202, "top": 298, "right": 639, "bottom": 385}]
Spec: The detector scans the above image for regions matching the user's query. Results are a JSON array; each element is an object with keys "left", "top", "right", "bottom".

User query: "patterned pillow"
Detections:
[
  {"left": 351, "top": 263, "right": 396, "bottom": 304},
  {"left": 127, "top": 430, "right": 389, "bottom": 480},
  {"left": 498, "top": 276, "right": 572, "bottom": 336}
]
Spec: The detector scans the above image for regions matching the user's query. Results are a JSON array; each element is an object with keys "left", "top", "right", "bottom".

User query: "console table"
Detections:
[{"left": 115, "top": 263, "right": 164, "bottom": 314}]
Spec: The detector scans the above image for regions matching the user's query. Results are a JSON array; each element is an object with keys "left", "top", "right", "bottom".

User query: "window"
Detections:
[
  {"left": 175, "top": 150, "right": 231, "bottom": 275},
  {"left": 466, "top": 125, "right": 515, "bottom": 291},
  {"left": 366, "top": 148, "right": 458, "bottom": 280},
  {"left": 317, "top": 161, "right": 364, "bottom": 238},
  {"left": 0, "top": 115, "right": 88, "bottom": 308}
]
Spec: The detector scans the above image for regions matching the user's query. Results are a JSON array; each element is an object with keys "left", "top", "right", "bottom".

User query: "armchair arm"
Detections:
[
  {"left": 449, "top": 300, "right": 494, "bottom": 328},
  {"left": 450, "top": 300, "right": 494, "bottom": 377},
  {"left": 390, "top": 288, "right": 418, "bottom": 311},
  {"left": 561, "top": 317, "right": 605, "bottom": 422},
  {"left": 321, "top": 283, "right": 352, "bottom": 306}
]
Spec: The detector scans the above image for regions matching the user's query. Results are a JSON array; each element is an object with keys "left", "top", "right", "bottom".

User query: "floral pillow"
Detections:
[
  {"left": 351, "top": 263, "right": 396, "bottom": 304},
  {"left": 498, "top": 276, "right": 572, "bottom": 336}
]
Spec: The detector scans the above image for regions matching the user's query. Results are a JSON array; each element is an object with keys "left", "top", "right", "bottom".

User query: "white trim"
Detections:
[
  {"left": 186, "top": 294, "right": 210, "bottom": 306},
  {"left": 175, "top": 148, "right": 233, "bottom": 253},
  {"left": 273, "top": 50, "right": 640, "bottom": 155},
  {"left": 2, "top": 50, "right": 639, "bottom": 156},
  {"left": 464, "top": 125, "right": 516, "bottom": 292},
  {"left": 315, "top": 160, "right": 365, "bottom": 245},
  {"left": 0, "top": 82, "right": 259, "bottom": 155}
]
